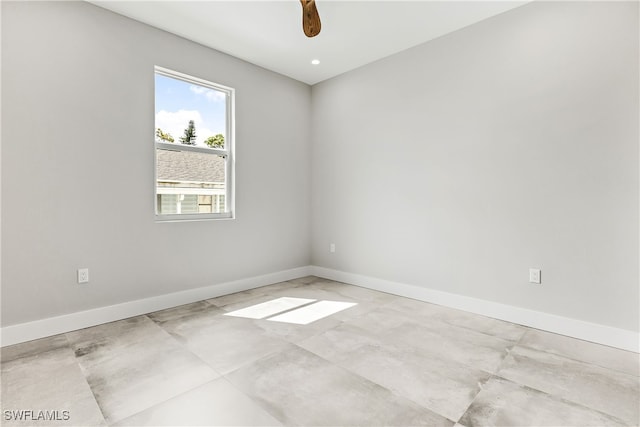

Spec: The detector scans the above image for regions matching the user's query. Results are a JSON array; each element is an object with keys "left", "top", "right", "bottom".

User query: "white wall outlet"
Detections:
[
  {"left": 329, "top": 243, "right": 336, "bottom": 253},
  {"left": 529, "top": 268, "right": 541, "bottom": 284},
  {"left": 78, "top": 268, "right": 89, "bottom": 284}
]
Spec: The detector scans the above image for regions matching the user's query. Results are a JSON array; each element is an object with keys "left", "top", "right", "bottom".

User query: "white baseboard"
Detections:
[
  {"left": 4, "top": 265, "right": 638, "bottom": 353},
  {"left": 0, "top": 266, "right": 312, "bottom": 347},
  {"left": 311, "top": 266, "right": 640, "bottom": 353}
]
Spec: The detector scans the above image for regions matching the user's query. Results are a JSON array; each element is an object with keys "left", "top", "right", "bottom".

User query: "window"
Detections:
[{"left": 154, "top": 66, "right": 234, "bottom": 220}]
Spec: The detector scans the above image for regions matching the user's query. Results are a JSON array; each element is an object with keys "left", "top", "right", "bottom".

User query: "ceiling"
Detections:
[{"left": 89, "top": 1, "right": 529, "bottom": 85}]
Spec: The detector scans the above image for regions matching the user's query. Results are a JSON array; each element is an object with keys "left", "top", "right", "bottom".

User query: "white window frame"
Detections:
[{"left": 154, "top": 66, "right": 235, "bottom": 221}]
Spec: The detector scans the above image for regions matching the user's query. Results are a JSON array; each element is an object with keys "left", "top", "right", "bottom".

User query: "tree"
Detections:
[
  {"left": 179, "top": 120, "right": 197, "bottom": 145},
  {"left": 155, "top": 128, "right": 175, "bottom": 143},
  {"left": 204, "top": 134, "right": 225, "bottom": 149}
]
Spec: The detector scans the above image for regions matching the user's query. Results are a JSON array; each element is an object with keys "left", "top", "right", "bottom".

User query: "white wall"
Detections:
[
  {"left": 311, "top": 1, "right": 639, "bottom": 332},
  {"left": 1, "top": 1, "right": 311, "bottom": 326}
]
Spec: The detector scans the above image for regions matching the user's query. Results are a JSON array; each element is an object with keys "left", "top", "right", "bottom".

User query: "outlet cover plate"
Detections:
[
  {"left": 78, "top": 268, "right": 89, "bottom": 284},
  {"left": 529, "top": 268, "right": 541, "bottom": 284}
]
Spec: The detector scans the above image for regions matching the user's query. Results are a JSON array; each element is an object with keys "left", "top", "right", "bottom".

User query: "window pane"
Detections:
[
  {"left": 155, "top": 74, "right": 227, "bottom": 149},
  {"left": 156, "top": 148, "right": 226, "bottom": 214}
]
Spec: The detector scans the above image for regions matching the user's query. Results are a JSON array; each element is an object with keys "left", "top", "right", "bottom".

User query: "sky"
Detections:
[{"left": 155, "top": 73, "right": 226, "bottom": 147}]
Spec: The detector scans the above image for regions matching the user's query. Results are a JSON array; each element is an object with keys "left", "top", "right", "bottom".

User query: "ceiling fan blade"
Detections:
[{"left": 300, "top": 0, "right": 321, "bottom": 38}]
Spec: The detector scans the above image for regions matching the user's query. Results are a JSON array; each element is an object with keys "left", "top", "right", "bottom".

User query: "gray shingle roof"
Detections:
[{"left": 157, "top": 148, "right": 225, "bottom": 183}]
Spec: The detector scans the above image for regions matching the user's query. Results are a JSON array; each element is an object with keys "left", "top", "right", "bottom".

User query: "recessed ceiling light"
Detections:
[{"left": 311, "top": 59, "right": 320, "bottom": 65}]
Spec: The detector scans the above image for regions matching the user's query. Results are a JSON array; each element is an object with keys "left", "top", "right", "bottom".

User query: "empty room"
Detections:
[{"left": 1, "top": 1, "right": 638, "bottom": 426}]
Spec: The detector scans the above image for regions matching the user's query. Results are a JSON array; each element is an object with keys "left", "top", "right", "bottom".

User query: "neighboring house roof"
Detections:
[{"left": 157, "top": 148, "right": 225, "bottom": 183}]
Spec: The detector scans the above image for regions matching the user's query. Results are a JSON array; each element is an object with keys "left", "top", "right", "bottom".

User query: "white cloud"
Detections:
[
  {"left": 155, "top": 109, "right": 216, "bottom": 147},
  {"left": 189, "top": 85, "right": 226, "bottom": 102}
]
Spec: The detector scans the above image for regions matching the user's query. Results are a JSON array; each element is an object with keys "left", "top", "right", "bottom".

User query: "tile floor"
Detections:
[{"left": 1, "top": 276, "right": 638, "bottom": 426}]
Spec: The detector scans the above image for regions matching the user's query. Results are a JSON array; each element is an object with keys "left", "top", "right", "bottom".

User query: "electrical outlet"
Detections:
[
  {"left": 329, "top": 243, "right": 335, "bottom": 253},
  {"left": 529, "top": 268, "right": 541, "bottom": 284},
  {"left": 78, "top": 268, "right": 89, "bottom": 284}
]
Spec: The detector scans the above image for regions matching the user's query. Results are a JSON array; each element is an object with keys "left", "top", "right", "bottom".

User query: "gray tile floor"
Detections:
[{"left": 2, "top": 277, "right": 638, "bottom": 426}]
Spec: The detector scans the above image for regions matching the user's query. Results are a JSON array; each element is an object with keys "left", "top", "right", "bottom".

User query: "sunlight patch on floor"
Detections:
[
  {"left": 267, "top": 301, "right": 357, "bottom": 325},
  {"left": 224, "top": 297, "right": 315, "bottom": 319},
  {"left": 224, "top": 297, "right": 357, "bottom": 324}
]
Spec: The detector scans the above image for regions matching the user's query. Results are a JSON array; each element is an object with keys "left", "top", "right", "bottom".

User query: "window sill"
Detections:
[{"left": 155, "top": 212, "right": 234, "bottom": 222}]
